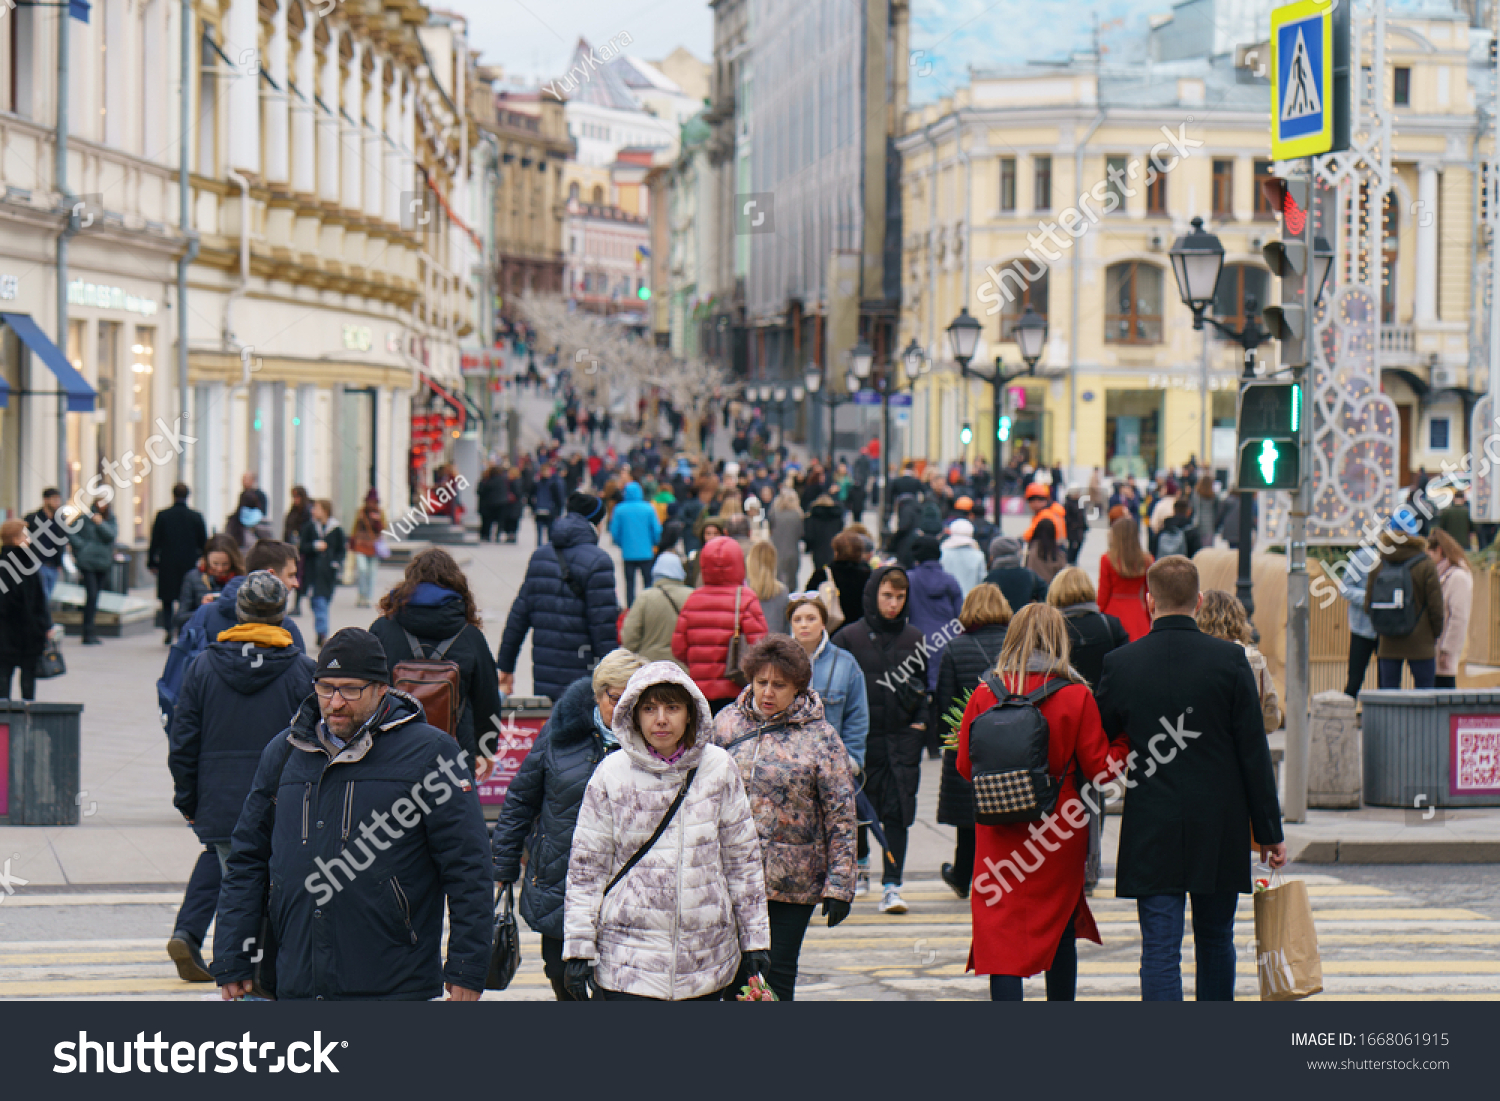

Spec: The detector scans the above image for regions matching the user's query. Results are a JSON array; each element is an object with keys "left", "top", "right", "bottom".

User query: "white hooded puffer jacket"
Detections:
[{"left": 563, "top": 661, "right": 770, "bottom": 999}]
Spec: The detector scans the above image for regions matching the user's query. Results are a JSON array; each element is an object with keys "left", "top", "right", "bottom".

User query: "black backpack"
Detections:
[
  {"left": 917, "top": 499, "right": 944, "bottom": 535},
  {"left": 1368, "top": 556, "right": 1422, "bottom": 637},
  {"left": 967, "top": 672, "right": 1070, "bottom": 825},
  {"left": 894, "top": 492, "right": 921, "bottom": 534}
]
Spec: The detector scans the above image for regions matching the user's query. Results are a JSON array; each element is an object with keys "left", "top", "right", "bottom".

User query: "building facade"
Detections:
[
  {"left": 897, "top": 8, "right": 1487, "bottom": 484},
  {"left": 0, "top": 0, "right": 488, "bottom": 545}
]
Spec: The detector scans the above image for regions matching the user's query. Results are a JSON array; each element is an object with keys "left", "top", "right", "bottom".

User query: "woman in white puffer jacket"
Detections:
[{"left": 563, "top": 661, "right": 770, "bottom": 1000}]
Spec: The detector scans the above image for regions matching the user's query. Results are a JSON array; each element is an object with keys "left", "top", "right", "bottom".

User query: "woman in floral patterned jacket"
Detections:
[{"left": 711, "top": 635, "right": 858, "bottom": 1000}]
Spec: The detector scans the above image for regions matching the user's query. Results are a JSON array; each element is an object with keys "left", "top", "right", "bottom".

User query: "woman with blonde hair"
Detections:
[
  {"left": 934, "top": 583, "right": 1013, "bottom": 899},
  {"left": 956, "top": 603, "right": 1125, "bottom": 1000},
  {"left": 1097, "top": 517, "right": 1153, "bottom": 642},
  {"left": 1046, "top": 567, "right": 1130, "bottom": 688},
  {"left": 745, "top": 540, "right": 789, "bottom": 633},
  {"left": 1426, "top": 529, "right": 1473, "bottom": 689},
  {"left": 1197, "top": 590, "right": 1281, "bottom": 732}
]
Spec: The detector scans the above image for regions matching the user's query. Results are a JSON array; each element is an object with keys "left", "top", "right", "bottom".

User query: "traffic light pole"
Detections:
[{"left": 1282, "top": 157, "right": 1317, "bottom": 825}]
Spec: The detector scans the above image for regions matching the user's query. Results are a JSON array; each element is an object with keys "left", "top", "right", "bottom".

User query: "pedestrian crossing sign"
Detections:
[{"left": 1270, "top": 0, "right": 1334, "bottom": 160}]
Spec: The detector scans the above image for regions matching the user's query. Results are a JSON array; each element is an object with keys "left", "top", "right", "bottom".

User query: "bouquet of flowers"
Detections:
[{"left": 736, "top": 975, "right": 778, "bottom": 1001}]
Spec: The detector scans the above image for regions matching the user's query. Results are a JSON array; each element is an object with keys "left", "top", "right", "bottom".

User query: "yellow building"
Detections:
[{"left": 898, "top": 11, "right": 1485, "bottom": 486}]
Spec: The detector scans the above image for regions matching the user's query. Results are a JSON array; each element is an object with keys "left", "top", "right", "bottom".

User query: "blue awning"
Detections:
[{"left": 1, "top": 312, "right": 95, "bottom": 412}]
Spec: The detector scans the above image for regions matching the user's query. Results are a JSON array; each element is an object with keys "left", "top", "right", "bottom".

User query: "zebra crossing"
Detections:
[{"left": 1, "top": 872, "right": 1496, "bottom": 999}]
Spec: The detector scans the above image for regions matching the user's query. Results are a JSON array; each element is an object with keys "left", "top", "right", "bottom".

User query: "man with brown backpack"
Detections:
[{"left": 369, "top": 549, "right": 503, "bottom": 779}]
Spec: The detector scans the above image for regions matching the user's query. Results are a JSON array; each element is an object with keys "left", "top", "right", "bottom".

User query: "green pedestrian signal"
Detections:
[
  {"left": 997, "top": 415, "right": 1012, "bottom": 442},
  {"left": 960, "top": 422, "right": 973, "bottom": 445},
  {"left": 1236, "top": 380, "right": 1302, "bottom": 490}
]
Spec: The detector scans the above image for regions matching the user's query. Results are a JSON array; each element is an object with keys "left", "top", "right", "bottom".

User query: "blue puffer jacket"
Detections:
[
  {"left": 490, "top": 676, "right": 617, "bottom": 939},
  {"left": 168, "top": 634, "right": 316, "bottom": 843},
  {"left": 906, "top": 560, "right": 963, "bottom": 691},
  {"left": 184, "top": 574, "right": 307, "bottom": 654},
  {"left": 809, "top": 633, "right": 869, "bottom": 769},
  {"left": 211, "top": 691, "right": 493, "bottom": 1000},
  {"left": 609, "top": 482, "right": 661, "bottom": 561},
  {"left": 496, "top": 512, "right": 619, "bottom": 703},
  {"left": 533, "top": 473, "right": 566, "bottom": 518}
]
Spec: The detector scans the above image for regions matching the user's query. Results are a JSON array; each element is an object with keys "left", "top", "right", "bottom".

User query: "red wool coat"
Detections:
[
  {"left": 958, "top": 673, "right": 1127, "bottom": 978},
  {"left": 1097, "top": 554, "right": 1153, "bottom": 642},
  {"left": 671, "top": 537, "right": 769, "bottom": 701}
]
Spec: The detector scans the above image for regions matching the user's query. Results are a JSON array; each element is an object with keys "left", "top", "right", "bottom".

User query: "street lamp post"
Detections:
[
  {"left": 878, "top": 339, "right": 930, "bottom": 534},
  {"left": 946, "top": 306, "right": 1047, "bottom": 515},
  {"left": 1168, "top": 215, "right": 1334, "bottom": 628},
  {"left": 805, "top": 346, "right": 870, "bottom": 471}
]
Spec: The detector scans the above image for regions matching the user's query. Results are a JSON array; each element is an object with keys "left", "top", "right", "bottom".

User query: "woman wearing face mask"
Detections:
[
  {"left": 173, "top": 535, "right": 245, "bottom": 635},
  {"left": 562, "top": 661, "right": 769, "bottom": 1001},
  {"left": 710, "top": 635, "right": 856, "bottom": 1000},
  {"left": 224, "top": 490, "right": 275, "bottom": 555},
  {"left": 492, "top": 649, "right": 648, "bottom": 999}
]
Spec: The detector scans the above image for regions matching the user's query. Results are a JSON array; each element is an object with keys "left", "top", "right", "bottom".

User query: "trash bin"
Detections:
[
  {"left": 477, "top": 697, "right": 552, "bottom": 822},
  {"left": 105, "top": 548, "right": 132, "bottom": 594},
  {"left": 1360, "top": 689, "right": 1500, "bottom": 809},
  {"left": 0, "top": 701, "right": 85, "bottom": 825}
]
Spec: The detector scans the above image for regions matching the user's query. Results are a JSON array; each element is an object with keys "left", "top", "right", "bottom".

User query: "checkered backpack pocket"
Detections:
[{"left": 967, "top": 673, "right": 1069, "bottom": 826}]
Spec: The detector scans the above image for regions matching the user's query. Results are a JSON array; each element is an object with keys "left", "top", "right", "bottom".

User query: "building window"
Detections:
[
  {"left": 1105, "top": 262, "right": 1163, "bottom": 344},
  {"left": 1033, "top": 156, "right": 1052, "bottom": 212},
  {"left": 591, "top": 185, "right": 604, "bottom": 204},
  {"left": 1212, "top": 159, "right": 1234, "bottom": 216},
  {"left": 1393, "top": 67, "right": 1410, "bottom": 106},
  {"left": 999, "top": 157, "right": 1016, "bottom": 212},
  {"left": 999, "top": 266, "right": 1048, "bottom": 338},
  {"left": 1253, "top": 159, "right": 1275, "bottom": 219},
  {"left": 1104, "top": 156, "right": 1129, "bottom": 214},
  {"left": 568, "top": 182, "right": 579, "bottom": 200},
  {"left": 1429, "top": 416, "right": 1451, "bottom": 451},
  {"left": 1146, "top": 169, "right": 1166, "bottom": 215},
  {"left": 1213, "top": 264, "right": 1270, "bottom": 334}
]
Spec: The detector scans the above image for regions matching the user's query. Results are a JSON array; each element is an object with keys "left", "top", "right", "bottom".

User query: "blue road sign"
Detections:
[{"left": 1270, "top": 0, "right": 1333, "bottom": 160}]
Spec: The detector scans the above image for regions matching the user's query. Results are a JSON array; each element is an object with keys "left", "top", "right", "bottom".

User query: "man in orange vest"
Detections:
[{"left": 1022, "top": 482, "right": 1067, "bottom": 543}]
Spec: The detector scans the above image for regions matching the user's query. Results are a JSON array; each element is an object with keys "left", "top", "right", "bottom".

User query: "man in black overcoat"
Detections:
[
  {"left": 148, "top": 483, "right": 208, "bottom": 644},
  {"left": 1094, "top": 555, "right": 1287, "bottom": 1002}
]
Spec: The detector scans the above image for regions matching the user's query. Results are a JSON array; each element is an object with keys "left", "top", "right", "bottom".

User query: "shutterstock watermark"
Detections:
[
  {"left": 972, "top": 712, "right": 1201, "bottom": 907},
  {"left": 976, "top": 121, "right": 1205, "bottom": 316}
]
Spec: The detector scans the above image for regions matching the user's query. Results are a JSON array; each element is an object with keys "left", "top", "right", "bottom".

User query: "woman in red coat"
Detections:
[
  {"left": 958, "top": 602, "right": 1127, "bottom": 1001},
  {"left": 1096, "top": 517, "right": 1153, "bottom": 641},
  {"left": 672, "top": 536, "right": 769, "bottom": 712}
]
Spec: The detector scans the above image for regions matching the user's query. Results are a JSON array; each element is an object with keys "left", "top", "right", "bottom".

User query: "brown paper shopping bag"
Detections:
[{"left": 1252, "top": 875, "right": 1324, "bottom": 1001}]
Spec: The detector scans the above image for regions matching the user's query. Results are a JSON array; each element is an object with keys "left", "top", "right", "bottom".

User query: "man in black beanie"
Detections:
[
  {"left": 212, "top": 627, "right": 492, "bottom": 1001},
  {"left": 497, "top": 492, "right": 619, "bottom": 702}
]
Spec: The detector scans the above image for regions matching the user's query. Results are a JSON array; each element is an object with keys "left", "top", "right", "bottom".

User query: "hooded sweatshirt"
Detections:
[
  {"left": 563, "top": 662, "right": 769, "bottom": 1000},
  {"left": 609, "top": 482, "right": 663, "bottom": 562}
]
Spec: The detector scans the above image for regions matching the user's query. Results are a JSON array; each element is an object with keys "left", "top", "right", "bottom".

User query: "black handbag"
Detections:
[
  {"left": 486, "top": 883, "right": 521, "bottom": 991},
  {"left": 35, "top": 639, "right": 66, "bottom": 679}
]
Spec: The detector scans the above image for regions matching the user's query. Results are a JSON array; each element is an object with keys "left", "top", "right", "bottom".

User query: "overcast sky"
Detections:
[{"left": 446, "top": 0, "right": 1454, "bottom": 97}]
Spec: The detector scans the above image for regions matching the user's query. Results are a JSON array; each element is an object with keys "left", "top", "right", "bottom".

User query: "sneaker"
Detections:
[
  {"left": 879, "top": 885, "right": 908, "bottom": 914},
  {"left": 166, "top": 933, "right": 213, "bottom": 983},
  {"left": 855, "top": 870, "right": 870, "bottom": 896}
]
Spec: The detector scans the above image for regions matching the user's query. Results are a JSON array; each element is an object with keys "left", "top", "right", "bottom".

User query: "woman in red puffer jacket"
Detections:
[{"left": 672, "top": 536, "right": 769, "bottom": 713}]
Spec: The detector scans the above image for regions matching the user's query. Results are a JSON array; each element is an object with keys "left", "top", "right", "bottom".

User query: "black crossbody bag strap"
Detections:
[{"left": 603, "top": 767, "right": 699, "bottom": 897}]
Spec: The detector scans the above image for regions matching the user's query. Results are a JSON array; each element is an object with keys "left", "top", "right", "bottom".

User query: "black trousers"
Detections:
[
  {"left": 173, "top": 847, "right": 222, "bottom": 944},
  {"left": 80, "top": 569, "right": 105, "bottom": 639},
  {"left": 599, "top": 985, "right": 731, "bottom": 1001},
  {"left": 160, "top": 597, "right": 177, "bottom": 637},
  {"left": 952, "top": 826, "right": 975, "bottom": 887},
  {"left": 0, "top": 662, "right": 37, "bottom": 701},
  {"left": 479, "top": 509, "right": 502, "bottom": 542},
  {"left": 989, "top": 914, "right": 1078, "bottom": 1001},
  {"left": 540, "top": 934, "right": 582, "bottom": 1001},
  {"left": 1435, "top": 674, "right": 1457, "bottom": 689},
  {"left": 1345, "top": 632, "right": 1378, "bottom": 699},
  {"left": 765, "top": 901, "right": 816, "bottom": 1002}
]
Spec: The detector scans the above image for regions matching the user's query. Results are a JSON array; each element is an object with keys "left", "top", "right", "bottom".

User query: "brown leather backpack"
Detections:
[{"left": 392, "top": 628, "right": 464, "bottom": 739}]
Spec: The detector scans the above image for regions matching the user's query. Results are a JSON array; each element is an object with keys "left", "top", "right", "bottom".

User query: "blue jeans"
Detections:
[
  {"left": 355, "top": 554, "right": 379, "bottom": 603},
  {"left": 1137, "top": 891, "right": 1241, "bottom": 1001},
  {"left": 1378, "top": 657, "right": 1436, "bottom": 689},
  {"left": 40, "top": 565, "right": 59, "bottom": 600},
  {"left": 311, "top": 595, "right": 331, "bottom": 639}
]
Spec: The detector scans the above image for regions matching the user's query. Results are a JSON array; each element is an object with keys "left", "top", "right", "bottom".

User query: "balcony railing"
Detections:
[{"left": 1379, "top": 324, "right": 1415, "bottom": 355}]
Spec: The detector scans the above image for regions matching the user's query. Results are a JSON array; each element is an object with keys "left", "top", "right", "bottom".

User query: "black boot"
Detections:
[
  {"left": 167, "top": 931, "right": 213, "bottom": 982},
  {"left": 941, "top": 862, "right": 970, "bottom": 900}
]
